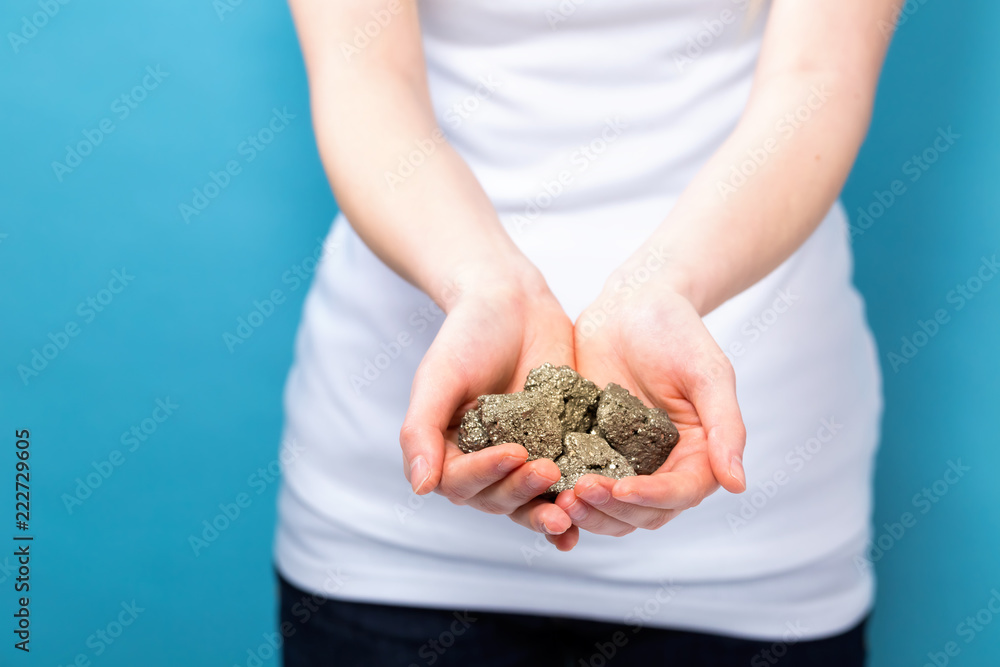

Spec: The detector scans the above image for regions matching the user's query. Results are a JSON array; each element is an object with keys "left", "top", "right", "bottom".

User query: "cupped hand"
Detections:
[
  {"left": 399, "top": 267, "right": 582, "bottom": 551},
  {"left": 557, "top": 283, "right": 747, "bottom": 537}
]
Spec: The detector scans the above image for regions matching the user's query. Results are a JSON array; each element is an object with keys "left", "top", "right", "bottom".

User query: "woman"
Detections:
[{"left": 275, "top": 0, "right": 895, "bottom": 664}]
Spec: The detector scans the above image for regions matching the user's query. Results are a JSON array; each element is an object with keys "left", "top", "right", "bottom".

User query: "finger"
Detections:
[
  {"left": 610, "top": 468, "right": 712, "bottom": 510},
  {"left": 684, "top": 360, "right": 748, "bottom": 493},
  {"left": 399, "top": 345, "right": 474, "bottom": 494},
  {"left": 470, "top": 458, "right": 561, "bottom": 515},
  {"left": 555, "top": 486, "right": 637, "bottom": 537},
  {"left": 509, "top": 498, "right": 573, "bottom": 535},
  {"left": 437, "top": 442, "right": 528, "bottom": 501},
  {"left": 545, "top": 525, "right": 580, "bottom": 551},
  {"left": 572, "top": 475, "right": 679, "bottom": 530}
]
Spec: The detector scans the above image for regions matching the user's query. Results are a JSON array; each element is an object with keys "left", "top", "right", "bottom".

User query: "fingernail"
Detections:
[
  {"left": 410, "top": 456, "right": 430, "bottom": 493},
  {"left": 527, "top": 470, "right": 554, "bottom": 490},
  {"left": 578, "top": 483, "right": 610, "bottom": 505},
  {"left": 540, "top": 521, "right": 563, "bottom": 536},
  {"left": 497, "top": 456, "right": 522, "bottom": 473},
  {"left": 566, "top": 500, "right": 589, "bottom": 522},
  {"left": 730, "top": 455, "right": 747, "bottom": 491}
]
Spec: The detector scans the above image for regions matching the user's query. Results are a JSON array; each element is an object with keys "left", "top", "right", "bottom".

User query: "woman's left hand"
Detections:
[{"left": 557, "top": 280, "right": 748, "bottom": 536}]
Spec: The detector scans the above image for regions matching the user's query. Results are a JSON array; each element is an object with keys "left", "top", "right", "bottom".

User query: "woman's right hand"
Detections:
[{"left": 399, "top": 263, "right": 582, "bottom": 550}]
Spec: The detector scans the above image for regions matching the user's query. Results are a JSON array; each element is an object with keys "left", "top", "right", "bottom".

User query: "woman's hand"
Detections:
[
  {"left": 557, "top": 278, "right": 747, "bottom": 537},
  {"left": 399, "top": 264, "right": 582, "bottom": 551}
]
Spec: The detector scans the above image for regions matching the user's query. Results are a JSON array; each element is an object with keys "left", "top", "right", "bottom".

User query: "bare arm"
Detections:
[
  {"left": 287, "top": 0, "right": 536, "bottom": 305},
  {"left": 288, "top": 0, "right": 581, "bottom": 546},
  {"left": 618, "top": 0, "right": 902, "bottom": 315},
  {"left": 565, "top": 0, "right": 902, "bottom": 538}
]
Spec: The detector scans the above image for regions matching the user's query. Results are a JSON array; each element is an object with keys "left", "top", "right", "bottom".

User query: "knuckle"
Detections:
[
  {"left": 472, "top": 496, "right": 508, "bottom": 515},
  {"left": 733, "top": 420, "right": 748, "bottom": 443},
  {"left": 398, "top": 422, "right": 424, "bottom": 451},
  {"left": 507, "top": 508, "right": 533, "bottom": 528},
  {"left": 694, "top": 357, "right": 735, "bottom": 392},
  {"left": 612, "top": 525, "right": 636, "bottom": 538},
  {"left": 679, "top": 483, "right": 708, "bottom": 508},
  {"left": 434, "top": 480, "right": 467, "bottom": 504},
  {"left": 679, "top": 486, "right": 702, "bottom": 510},
  {"left": 616, "top": 504, "right": 643, "bottom": 523},
  {"left": 510, "top": 484, "right": 543, "bottom": 505},
  {"left": 717, "top": 357, "right": 736, "bottom": 382},
  {"left": 583, "top": 518, "right": 633, "bottom": 538},
  {"left": 472, "top": 466, "right": 501, "bottom": 488},
  {"left": 694, "top": 367, "right": 719, "bottom": 390},
  {"left": 640, "top": 514, "right": 670, "bottom": 531},
  {"left": 510, "top": 489, "right": 538, "bottom": 505},
  {"left": 437, "top": 482, "right": 465, "bottom": 502}
]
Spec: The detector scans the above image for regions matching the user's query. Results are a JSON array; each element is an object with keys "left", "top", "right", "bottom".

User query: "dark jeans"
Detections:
[{"left": 278, "top": 572, "right": 866, "bottom": 667}]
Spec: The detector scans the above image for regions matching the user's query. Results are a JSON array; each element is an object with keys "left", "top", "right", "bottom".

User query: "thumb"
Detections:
[
  {"left": 400, "top": 345, "right": 472, "bottom": 495},
  {"left": 686, "top": 360, "right": 747, "bottom": 494}
]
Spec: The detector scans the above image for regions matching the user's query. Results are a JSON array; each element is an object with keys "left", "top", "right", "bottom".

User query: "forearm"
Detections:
[
  {"left": 626, "top": 72, "right": 872, "bottom": 315},
  {"left": 612, "top": 0, "right": 900, "bottom": 315},
  {"left": 290, "top": 0, "right": 534, "bottom": 309},
  {"left": 312, "top": 77, "right": 534, "bottom": 306}
]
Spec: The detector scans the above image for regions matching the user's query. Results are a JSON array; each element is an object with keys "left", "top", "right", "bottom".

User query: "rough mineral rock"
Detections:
[
  {"left": 594, "top": 383, "right": 679, "bottom": 475},
  {"left": 523, "top": 363, "right": 601, "bottom": 433},
  {"left": 458, "top": 391, "right": 564, "bottom": 460},
  {"left": 548, "top": 432, "right": 635, "bottom": 494},
  {"left": 458, "top": 365, "right": 681, "bottom": 484},
  {"left": 458, "top": 408, "right": 490, "bottom": 453}
]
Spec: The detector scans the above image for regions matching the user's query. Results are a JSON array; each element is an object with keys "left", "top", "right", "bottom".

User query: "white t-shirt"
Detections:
[{"left": 274, "top": 0, "right": 882, "bottom": 641}]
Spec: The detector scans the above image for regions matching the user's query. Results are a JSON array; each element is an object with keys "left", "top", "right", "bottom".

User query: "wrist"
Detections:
[
  {"left": 604, "top": 242, "right": 708, "bottom": 315},
  {"left": 432, "top": 250, "right": 552, "bottom": 316}
]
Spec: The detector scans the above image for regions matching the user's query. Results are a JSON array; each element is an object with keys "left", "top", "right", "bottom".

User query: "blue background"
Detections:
[{"left": 1, "top": 0, "right": 996, "bottom": 665}]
